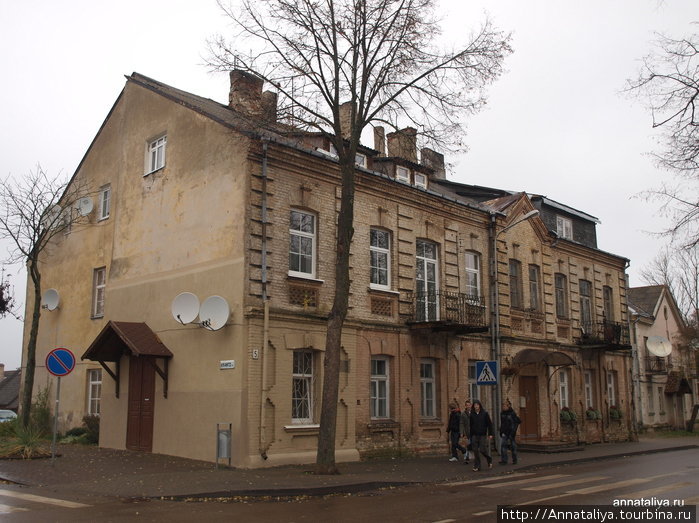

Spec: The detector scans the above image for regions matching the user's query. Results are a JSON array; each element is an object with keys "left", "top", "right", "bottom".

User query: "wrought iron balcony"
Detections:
[
  {"left": 406, "top": 290, "right": 488, "bottom": 334},
  {"left": 645, "top": 356, "right": 669, "bottom": 374},
  {"left": 576, "top": 320, "right": 631, "bottom": 349}
]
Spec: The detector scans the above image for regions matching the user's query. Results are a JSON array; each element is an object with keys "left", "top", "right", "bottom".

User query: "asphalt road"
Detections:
[{"left": 2, "top": 449, "right": 698, "bottom": 522}]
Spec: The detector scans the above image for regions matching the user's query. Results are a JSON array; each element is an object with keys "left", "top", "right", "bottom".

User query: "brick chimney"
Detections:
[
  {"left": 339, "top": 101, "right": 354, "bottom": 139},
  {"left": 386, "top": 127, "right": 417, "bottom": 163},
  {"left": 0, "top": 364, "right": 4, "bottom": 380},
  {"left": 229, "top": 70, "right": 264, "bottom": 115},
  {"left": 374, "top": 126, "right": 386, "bottom": 156},
  {"left": 421, "top": 148, "right": 446, "bottom": 180}
]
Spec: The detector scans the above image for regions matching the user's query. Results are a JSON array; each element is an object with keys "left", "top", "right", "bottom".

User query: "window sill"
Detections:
[
  {"left": 287, "top": 274, "right": 324, "bottom": 285},
  {"left": 418, "top": 419, "right": 442, "bottom": 427},
  {"left": 368, "top": 286, "right": 399, "bottom": 296},
  {"left": 284, "top": 424, "right": 320, "bottom": 434},
  {"left": 368, "top": 419, "right": 399, "bottom": 430},
  {"left": 143, "top": 166, "right": 165, "bottom": 177},
  {"left": 91, "top": 314, "right": 104, "bottom": 320}
]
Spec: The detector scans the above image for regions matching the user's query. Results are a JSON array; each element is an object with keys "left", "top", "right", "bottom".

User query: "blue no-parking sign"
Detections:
[
  {"left": 46, "top": 348, "right": 76, "bottom": 377},
  {"left": 475, "top": 360, "right": 498, "bottom": 385}
]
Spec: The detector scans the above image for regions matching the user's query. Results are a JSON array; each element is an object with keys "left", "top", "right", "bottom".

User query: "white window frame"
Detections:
[
  {"left": 556, "top": 215, "right": 573, "bottom": 240},
  {"left": 289, "top": 210, "right": 317, "bottom": 278},
  {"left": 355, "top": 153, "right": 367, "bottom": 167},
  {"left": 146, "top": 135, "right": 167, "bottom": 175},
  {"left": 464, "top": 251, "right": 481, "bottom": 299},
  {"left": 413, "top": 172, "right": 427, "bottom": 189},
  {"left": 607, "top": 371, "right": 618, "bottom": 406},
  {"left": 292, "top": 350, "right": 314, "bottom": 424},
  {"left": 370, "top": 229, "right": 391, "bottom": 290},
  {"left": 416, "top": 240, "right": 439, "bottom": 321},
  {"left": 92, "top": 267, "right": 106, "bottom": 318},
  {"left": 370, "top": 357, "right": 390, "bottom": 419},
  {"left": 420, "top": 359, "right": 436, "bottom": 418},
  {"left": 559, "top": 368, "right": 570, "bottom": 408},
  {"left": 584, "top": 370, "right": 594, "bottom": 409},
  {"left": 98, "top": 184, "right": 111, "bottom": 221},
  {"left": 396, "top": 166, "right": 410, "bottom": 183},
  {"left": 88, "top": 368, "right": 102, "bottom": 416}
]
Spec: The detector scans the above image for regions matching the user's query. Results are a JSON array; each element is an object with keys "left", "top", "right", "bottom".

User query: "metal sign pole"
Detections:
[{"left": 51, "top": 376, "right": 61, "bottom": 465}]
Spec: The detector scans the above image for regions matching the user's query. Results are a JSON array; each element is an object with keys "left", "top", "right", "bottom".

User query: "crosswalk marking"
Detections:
[
  {"left": 0, "top": 503, "right": 29, "bottom": 514},
  {"left": 0, "top": 489, "right": 89, "bottom": 508},
  {"left": 616, "top": 482, "right": 694, "bottom": 500},
  {"left": 523, "top": 476, "right": 610, "bottom": 491},
  {"left": 567, "top": 477, "right": 651, "bottom": 495},
  {"left": 479, "top": 474, "right": 570, "bottom": 488},
  {"left": 444, "top": 473, "right": 535, "bottom": 486},
  {"left": 473, "top": 511, "right": 494, "bottom": 516}
]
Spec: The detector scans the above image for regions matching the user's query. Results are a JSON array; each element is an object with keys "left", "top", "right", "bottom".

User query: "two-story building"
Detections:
[{"left": 22, "top": 70, "right": 633, "bottom": 467}]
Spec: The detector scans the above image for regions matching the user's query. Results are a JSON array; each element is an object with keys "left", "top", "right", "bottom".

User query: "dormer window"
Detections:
[
  {"left": 396, "top": 166, "right": 410, "bottom": 183},
  {"left": 355, "top": 153, "right": 367, "bottom": 167},
  {"left": 556, "top": 215, "right": 572, "bottom": 240},
  {"left": 414, "top": 173, "right": 427, "bottom": 189}
]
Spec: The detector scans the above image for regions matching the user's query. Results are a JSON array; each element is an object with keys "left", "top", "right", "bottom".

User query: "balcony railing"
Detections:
[
  {"left": 577, "top": 320, "right": 631, "bottom": 349},
  {"left": 645, "top": 356, "right": 669, "bottom": 374},
  {"left": 407, "top": 290, "right": 487, "bottom": 333}
]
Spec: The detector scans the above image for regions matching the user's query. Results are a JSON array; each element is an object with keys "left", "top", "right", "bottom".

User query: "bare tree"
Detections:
[
  {"left": 0, "top": 269, "right": 16, "bottom": 318},
  {"left": 627, "top": 30, "right": 699, "bottom": 247},
  {"left": 0, "top": 167, "right": 88, "bottom": 428},
  {"left": 641, "top": 245, "right": 699, "bottom": 328},
  {"left": 209, "top": 0, "right": 511, "bottom": 473}
]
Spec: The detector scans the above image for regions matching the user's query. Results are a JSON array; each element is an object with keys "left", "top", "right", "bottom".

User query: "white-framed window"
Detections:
[
  {"left": 559, "top": 368, "right": 570, "bottom": 408},
  {"left": 416, "top": 240, "right": 439, "bottom": 321},
  {"left": 98, "top": 184, "right": 111, "bottom": 221},
  {"left": 292, "top": 350, "right": 314, "bottom": 423},
  {"left": 420, "top": 359, "right": 436, "bottom": 418},
  {"left": 88, "top": 368, "right": 102, "bottom": 416},
  {"left": 92, "top": 267, "right": 106, "bottom": 318},
  {"left": 555, "top": 273, "right": 568, "bottom": 318},
  {"left": 146, "top": 135, "right": 167, "bottom": 174},
  {"left": 556, "top": 215, "right": 573, "bottom": 240},
  {"left": 468, "top": 361, "right": 480, "bottom": 401},
  {"left": 355, "top": 153, "right": 367, "bottom": 167},
  {"left": 529, "top": 264, "right": 541, "bottom": 311},
  {"left": 370, "top": 357, "right": 390, "bottom": 419},
  {"left": 584, "top": 370, "right": 594, "bottom": 409},
  {"left": 370, "top": 229, "right": 391, "bottom": 289},
  {"left": 289, "top": 210, "right": 316, "bottom": 278},
  {"left": 464, "top": 252, "right": 481, "bottom": 299},
  {"left": 607, "top": 370, "right": 618, "bottom": 406},
  {"left": 414, "top": 173, "right": 427, "bottom": 189},
  {"left": 396, "top": 166, "right": 410, "bottom": 183}
]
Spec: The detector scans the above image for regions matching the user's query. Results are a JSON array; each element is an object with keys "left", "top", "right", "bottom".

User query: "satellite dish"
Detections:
[
  {"left": 76, "top": 197, "right": 94, "bottom": 216},
  {"left": 646, "top": 336, "right": 672, "bottom": 357},
  {"left": 171, "top": 292, "right": 200, "bottom": 325},
  {"left": 199, "top": 295, "right": 230, "bottom": 331},
  {"left": 41, "top": 288, "right": 60, "bottom": 311}
]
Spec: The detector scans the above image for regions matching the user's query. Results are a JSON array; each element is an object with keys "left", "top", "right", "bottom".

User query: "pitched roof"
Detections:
[
  {"left": 0, "top": 369, "right": 21, "bottom": 410},
  {"left": 628, "top": 285, "right": 665, "bottom": 318}
]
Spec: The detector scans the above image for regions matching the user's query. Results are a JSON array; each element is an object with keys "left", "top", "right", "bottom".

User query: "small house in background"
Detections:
[
  {"left": 628, "top": 285, "right": 698, "bottom": 431},
  {"left": 0, "top": 364, "right": 21, "bottom": 412}
]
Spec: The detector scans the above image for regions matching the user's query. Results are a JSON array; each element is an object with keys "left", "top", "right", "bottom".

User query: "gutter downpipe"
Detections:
[
  {"left": 489, "top": 213, "right": 502, "bottom": 437},
  {"left": 259, "top": 139, "right": 270, "bottom": 459}
]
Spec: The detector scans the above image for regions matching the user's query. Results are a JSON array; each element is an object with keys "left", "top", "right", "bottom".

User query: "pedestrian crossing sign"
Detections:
[{"left": 476, "top": 360, "right": 498, "bottom": 385}]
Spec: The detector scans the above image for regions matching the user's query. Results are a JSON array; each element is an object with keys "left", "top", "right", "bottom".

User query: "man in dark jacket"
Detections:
[
  {"left": 469, "top": 400, "right": 494, "bottom": 471},
  {"left": 499, "top": 400, "right": 521, "bottom": 464},
  {"left": 447, "top": 403, "right": 467, "bottom": 462},
  {"left": 459, "top": 400, "right": 472, "bottom": 464}
]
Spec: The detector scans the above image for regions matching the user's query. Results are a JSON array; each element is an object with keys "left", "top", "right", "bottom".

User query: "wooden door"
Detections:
[
  {"left": 519, "top": 376, "right": 539, "bottom": 440},
  {"left": 126, "top": 356, "right": 155, "bottom": 451}
]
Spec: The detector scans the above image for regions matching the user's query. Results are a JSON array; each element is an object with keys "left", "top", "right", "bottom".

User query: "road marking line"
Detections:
[
  {"left": 431, "top": 519, "right": 457, "bottom": 523},
  {"left": 567, "top": 478, "right": 650, "bottom": 495},
  {"left": 616, "top": 482, "right": 694, "bottom": 500},
  {"left": 0, "top": 489, "right": 89, "bottom": 508},
  {"left": 523, "top": 476, "right": 610, "bottom": 491},
  {"left": 479, "top": 474, "right": 570, "bottom": 488},
  {"left": 444, "top": 473, "right": 535, "bottom": 486},
  {"left": 519, "top": 493, "right": 573, "bottom": 505},
  {"left": 472, "top": 511, "right": 494, "bottom": 516},
  {"left": 684, "top": 495, "right": 699, "bottom": 504},
  {"left": 0, "top": 503, "right": 29, "bottom": 514}
]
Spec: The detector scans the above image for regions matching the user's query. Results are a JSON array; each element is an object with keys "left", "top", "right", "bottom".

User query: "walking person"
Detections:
[
  {"left": 447, "top": 403, "right": 467, "bottom": 462},
  {"left": 469, "top": 400, "right": 494, "bottom": 471},
  {"left": 499, "top": 400, "right": 521, "bottom": 465},
  {"left": 460, "top": 400, "right": 472, "bottom": 464}
]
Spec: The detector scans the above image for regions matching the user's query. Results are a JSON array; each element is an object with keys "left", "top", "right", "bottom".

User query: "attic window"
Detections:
[
  {"left": 146, "top": 135, "right": 167, "bottom": 175},
  {"left": 355, "top": 153, "right": 367, "bottom": 167},
  {"left": 396, "top": 166, "right": 410, "bottom": 183},
  {"left": 414, "top": 173, "right": 427, "bottom": 189},
  {"left": 556, "top": 215, "right": 572, "bottom": 240}
]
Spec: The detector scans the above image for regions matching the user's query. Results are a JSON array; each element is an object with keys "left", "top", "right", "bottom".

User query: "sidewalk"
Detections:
[{"left": 0, "top": 436, "right": 697, "bottom": 501}]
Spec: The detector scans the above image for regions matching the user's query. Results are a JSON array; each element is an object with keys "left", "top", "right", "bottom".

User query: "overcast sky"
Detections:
[{"left": 1, "top": 1, "right": 696, "bottom": 370}]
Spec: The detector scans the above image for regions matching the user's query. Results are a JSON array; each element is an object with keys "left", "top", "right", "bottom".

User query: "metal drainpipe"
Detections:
[
  {"left": 259, "top": 140, "right": 270, "bottom": 459},
  {"left": 489, "top": 213, "right": 501, "bottom": 436},
  {"left": 630, "top": 316, "right": 642, "bottom": 435}
]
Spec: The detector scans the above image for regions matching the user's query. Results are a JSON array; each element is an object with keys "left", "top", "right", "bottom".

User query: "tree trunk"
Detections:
[
  {"left": 315, "top": 160, "right": 356, "bottom": 474},
  {"left": 20, "top": 260, "right": 41, "bottom": 428}
]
